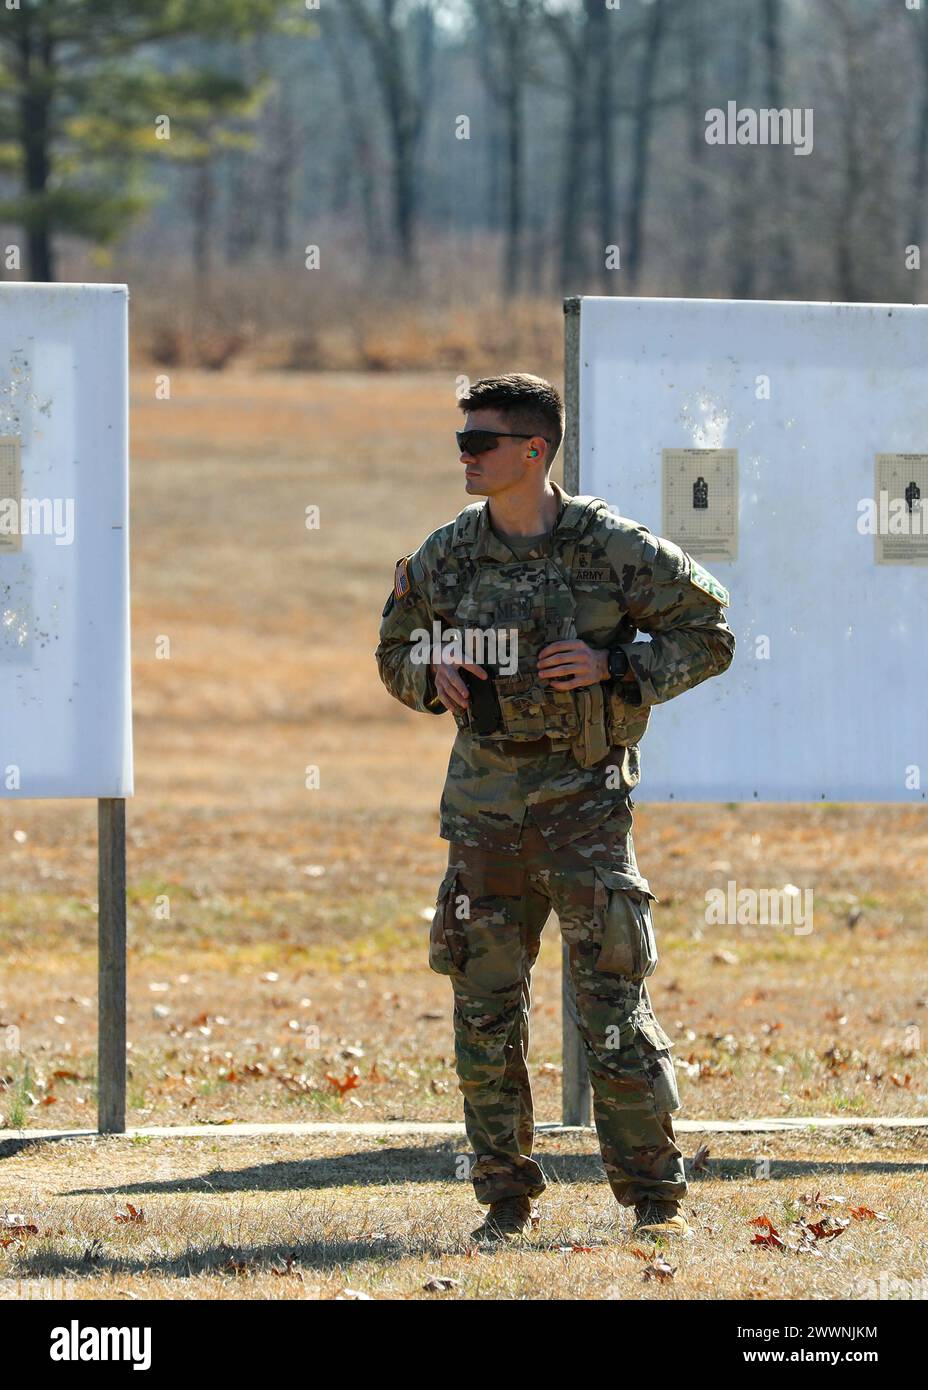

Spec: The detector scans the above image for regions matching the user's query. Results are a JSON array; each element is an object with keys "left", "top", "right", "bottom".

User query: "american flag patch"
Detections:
[{"left": 394, "top": 556, "right": 412, "bottom": 600}]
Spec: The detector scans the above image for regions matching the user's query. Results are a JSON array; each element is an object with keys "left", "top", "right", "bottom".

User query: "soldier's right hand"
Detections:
[{"left": 430, "top": 652, "right": 488, "bottom": 713}]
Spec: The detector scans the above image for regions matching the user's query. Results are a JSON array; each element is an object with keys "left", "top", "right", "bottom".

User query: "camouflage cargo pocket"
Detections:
[
  {"left": 605, "top": 686, "right": 651, "bottom": 748},
  {"left": 632, "top": 1010, "right": 681, "bottom": 1113},
  {"left": 593, "top": 867, "right": 659, "bottom": 982},
  {"left": 429, "top": 867, "right": 469, "bottom": 975},
  {"left": 494, "top": 674, "right": 547, "bottom": 739},
  {"left": 542, "top": 687, "right": 582, "bottom": 740}
]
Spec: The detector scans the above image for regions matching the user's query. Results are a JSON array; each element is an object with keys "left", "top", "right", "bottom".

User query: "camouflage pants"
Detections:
[{"left": 429, "top": 804, "right": 687, "bottom": 1208}]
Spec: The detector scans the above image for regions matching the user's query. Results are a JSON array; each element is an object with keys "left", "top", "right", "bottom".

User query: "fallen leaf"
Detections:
[
  {"left": 801, "top": 1216, "right": 849, "bottom": 1242},
  {"left": 749, "top": 1215, "right": 786, "bottom": 1250},
  {"left": 114, "top": 1204, "right": 144, "bottom": 1224},
  {"left": 325, "top": 1068, "right": 361, "bottom": 1095}
]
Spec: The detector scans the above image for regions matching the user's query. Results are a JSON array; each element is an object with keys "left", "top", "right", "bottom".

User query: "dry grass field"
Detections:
[
  {"left": 1, "top": 368, "right": 926, "bottom": 1300},
  {"left": 1, "top": 1128, "right": 925, "bottom": 1302}
]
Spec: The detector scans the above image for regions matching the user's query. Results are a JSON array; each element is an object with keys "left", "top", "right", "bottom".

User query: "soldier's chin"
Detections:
[{"left": 464, "top": 473, "right": 489, "bottom": 494}]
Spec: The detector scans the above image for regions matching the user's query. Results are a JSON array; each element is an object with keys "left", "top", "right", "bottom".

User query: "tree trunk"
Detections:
[
  {"left": 17, "top": 22, "right": 55, "bottom": 281},
  {"left": 762, "top": 0, "right": 793, "bottom": 294},
  {"left": 909, "top": 21, "right": 928, "bottom": 251},
  {"left": 342, "top": 0, "right": 426, "bottom": 272},
  {"left": 625, "top": 0, "right": 667, "bottom": 292},
  {"left": 192, "top": 155, "right": 215, "bottom": 290},
  {"left": 591, "top": 0, "right": 616, "bottom": 294},
  {"left": 830, "top": 9, "right": 862, "bottom": 301},
  {"left": 685, "top": 0, "right": 708, "bottom": 294},
  {"left": 473, "top": 0, "right": 528, "bottom": 297},
  {"left": 502, "top": 84, "right": 523, "bottom": 294},
  {"left": 328, "top": 14, "right": 380, "bottom": 253},
  {"left": 268, "top": 90, "right": 294, "bottom": 257},
  {"left": 557, "top": 35, "right": 590, "bottom": 293},
  {"left": 225, "top": 37, "right": 264, "bottom": 265},
  {"left": 729, "top": 9, "right": 756, "bottom": 300}
]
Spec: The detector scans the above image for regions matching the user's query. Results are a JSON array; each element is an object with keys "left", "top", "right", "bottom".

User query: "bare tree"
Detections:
[
  {"left": 342, "top": 0, "right": 436, "bottom": 271},
  {"left": 542, "top": 0, "right": 593, "bottom": 293},
  {"left": 326, "top": 10, "right": 381, "bottom": 254},
  {"left": 472, "top": 0, "right": 532, "bottom": 297},
  {"left": 727, "top": 2, "right": 757, "bottom": 300},
  {"left": 909, "top": 7, "right": 928, "bottom": 253},
  {"left": 589, "top": 0, "right": 618, "bottom": 294},
  {"left": 820, "top": 0, "right": 873, "bottom": 302},
  {"left": 625, "top": 0, "right": 675, "bottom": 292},
  {"left": 684, "top": 0, "right": 710, "bottom": 294},
  {"left": 762, "top": 0, "right": 793, "bottom": 293}
]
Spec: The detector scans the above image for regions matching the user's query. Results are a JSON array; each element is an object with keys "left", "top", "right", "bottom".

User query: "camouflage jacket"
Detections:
[{"left": 375, "top": 480, "right": 735, "bottom": 852}]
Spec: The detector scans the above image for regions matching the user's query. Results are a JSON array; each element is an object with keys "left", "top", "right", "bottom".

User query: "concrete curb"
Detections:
[{"left": 1, "top": 1115, "right": 927, "bottom": 1144}]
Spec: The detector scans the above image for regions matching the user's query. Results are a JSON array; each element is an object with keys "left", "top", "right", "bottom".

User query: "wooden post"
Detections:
[
  {"left": 561, "top": 943, "right": 592, "bottom": 1126},
  {"left": 97, "top": 797, "right": 127, "bottom": 1133},
  {"left": 561, "top": 296, "right": 592, "bottom": 1126}
]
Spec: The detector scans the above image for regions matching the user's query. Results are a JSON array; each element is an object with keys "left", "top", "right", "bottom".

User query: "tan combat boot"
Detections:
[
  {"left": 632, "top": 1199, "right": 692, "bottom": 1238},
  {"left": 470, "top": 1194, "right": 536, "bottom": 1244}
]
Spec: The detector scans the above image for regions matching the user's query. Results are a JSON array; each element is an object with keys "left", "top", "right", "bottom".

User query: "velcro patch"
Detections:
[
  {"left": 394, "top": 556, "right": 413, "bottom": 601},
  {"left": 688, "top": 558, "right": 730, "bottom": 607},
  {"left": 574, "top": 548, "right": 610, "bottom": 584},
  {"left": 496, "top": 594, "right": 533, "bottom": 622}
]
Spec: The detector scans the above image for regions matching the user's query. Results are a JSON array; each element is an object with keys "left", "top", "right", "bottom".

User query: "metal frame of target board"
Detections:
[
  {"left": 0, "top": 283, "right": 132, "bottom": 1135},
  {"left": 560, "top": 293, "right": 928, "bottom": 1124}
]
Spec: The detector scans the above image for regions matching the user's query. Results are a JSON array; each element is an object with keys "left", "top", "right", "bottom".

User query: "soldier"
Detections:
[{"left": 376, "top": 373, "right": 735, "bottom": 1244}]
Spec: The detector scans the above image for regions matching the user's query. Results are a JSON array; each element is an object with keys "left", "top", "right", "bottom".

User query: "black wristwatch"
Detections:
[{"left": 607, "top": 647, "right": 630, "bottom": 681}]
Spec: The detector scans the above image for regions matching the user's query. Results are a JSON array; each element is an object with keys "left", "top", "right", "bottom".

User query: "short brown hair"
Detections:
[{"left": 458, "top": 373, "right": 564, "bottom": 469}]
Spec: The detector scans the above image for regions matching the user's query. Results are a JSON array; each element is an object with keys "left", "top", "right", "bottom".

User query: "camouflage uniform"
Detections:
[{"left": 376, "top": 480, "right": 735, "bottom": 1208}]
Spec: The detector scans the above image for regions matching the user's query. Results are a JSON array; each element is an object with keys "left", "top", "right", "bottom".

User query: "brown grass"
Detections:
[
  {"left": 1, "top": 1128, "right": 926, "bottom": 1301},
  {"left": 109, "top": 255, "right": 566, "bottom": 376},
  {"left": 1, "top": 368, "right": 926, "bottom": 1299}
]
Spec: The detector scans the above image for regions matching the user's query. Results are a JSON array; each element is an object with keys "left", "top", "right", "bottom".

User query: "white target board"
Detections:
[
  {"left": 574, "top": 295, "right": 928, "bottom": 802},
  {"left": 0, "top": 283, "right": 132, "bottom": 798}
]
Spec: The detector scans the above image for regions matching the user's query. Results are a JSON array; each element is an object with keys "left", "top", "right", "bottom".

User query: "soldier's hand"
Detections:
[
  {"left": 537, "top": 640, "right": 609, "bottom": 691},
  {"left": 430, "top": 650, "right": 488, "bottom": 712}
]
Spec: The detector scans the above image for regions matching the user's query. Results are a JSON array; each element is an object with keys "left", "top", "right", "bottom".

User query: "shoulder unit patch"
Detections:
[{"left": 688, "top": 557, "right": 730, "bottom": 607}]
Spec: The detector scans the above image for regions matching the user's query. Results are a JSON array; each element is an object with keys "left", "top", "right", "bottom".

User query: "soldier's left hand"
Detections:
[{"left": 537, "top": 640, "right": 609, "bottom": 690}]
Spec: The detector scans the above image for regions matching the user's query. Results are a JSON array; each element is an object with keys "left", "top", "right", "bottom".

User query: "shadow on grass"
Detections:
[
  {"left": 13, "top": 1235, "right": 462, "bottom": 1279},
  {"left": 51, "top": 1145, "right": 928, "bottom": 1198}
]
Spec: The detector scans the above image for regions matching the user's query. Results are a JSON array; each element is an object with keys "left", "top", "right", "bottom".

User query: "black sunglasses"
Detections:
[{"left": 456, "top": 429, "right": 549, "bottom": 456}]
